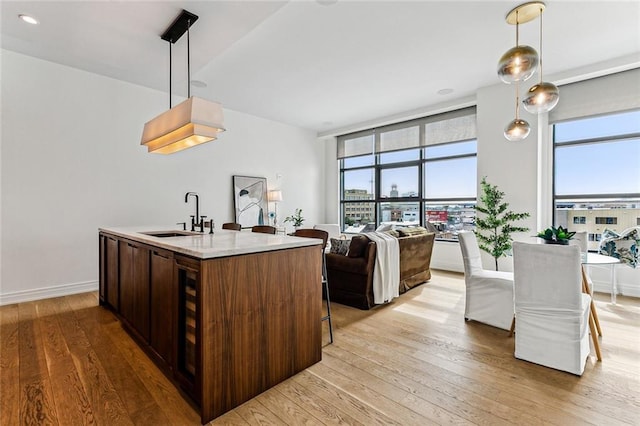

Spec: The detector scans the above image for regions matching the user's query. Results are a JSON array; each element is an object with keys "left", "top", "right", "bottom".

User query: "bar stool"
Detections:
[
  {"left": 251, "top": 225, "right": 276, "bottom": 234},
  {"left": 293, "top": 228, "right": 334, "bottom": 344},
  {"left": 222, "top": 222, "right": 242, "bottom": 231}
]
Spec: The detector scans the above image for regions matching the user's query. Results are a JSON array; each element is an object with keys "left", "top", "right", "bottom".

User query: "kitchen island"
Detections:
[{"left": 98, "top": 227, "right": 323, "bottom": 423}]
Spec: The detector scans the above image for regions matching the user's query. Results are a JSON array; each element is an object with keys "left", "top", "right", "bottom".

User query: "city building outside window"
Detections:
[
  {"left": 338, "top": 107, "right": 477, "bottom": 241},
  {"left": 553, "top": 109, "right": 640, "bottom": 251}
]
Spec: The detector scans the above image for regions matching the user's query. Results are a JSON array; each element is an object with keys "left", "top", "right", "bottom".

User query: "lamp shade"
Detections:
[
  {"left": 141, "top": 97, "right": 225, "bottom": 154},
  {"left": 497, "top": 45, "right": 539, "bottom": 84},
  {"left": 504, "top": 118, "right": 531, "bottom": 141},
  {"left": 268, "top": 190, "right": 283, "bottom": 202},
  {"left": 522, "top": 81, "right": 559, "bottom": 113}
]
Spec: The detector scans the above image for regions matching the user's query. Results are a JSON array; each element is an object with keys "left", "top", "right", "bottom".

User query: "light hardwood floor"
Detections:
[{"left": 1, "top": 270, "right": 639, "bottom": 425}]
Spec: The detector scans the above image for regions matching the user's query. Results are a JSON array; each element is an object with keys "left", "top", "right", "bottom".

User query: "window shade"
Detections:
[
  {"left": 549, "top": 68, "right": 640, "bottom": 124},
  {"left": 424, "top": 109, "right": 477, "bottom": 146},
  {"left": 336, "top": 131, "right": 374, "bottom": 159},
  {"left": 337, "top": 106, "right": 476, "bottom": 159}
]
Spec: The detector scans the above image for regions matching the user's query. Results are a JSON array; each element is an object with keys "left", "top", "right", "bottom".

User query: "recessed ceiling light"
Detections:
[
  {"left": 317, "top": 0, "right": 338, "bottom": 6},
  {"left": 191, "top": 80, "right": 207, "bottom": 88},
  {"left": 437, "top": 88, "right": 454, "bottom": 95},
  {"left": 18, "top": 14, "right": 39, "bottom": 25}
]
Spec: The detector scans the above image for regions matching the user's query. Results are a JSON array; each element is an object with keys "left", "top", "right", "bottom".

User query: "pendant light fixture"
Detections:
[
  {"left": 141, "top": 10, "right": 225, "bottom": 154},
  {"left": 498, "top": 2, "right": 557, "bottom": 141},
  {"left": 504, "top": 80, "right": 531, "bottom": 141},
  {"left": 497, "top": 5, "right": 539, "bottom": 84},
  {"left": 522, "top": 4, "right": 559, "bottom": 113}
]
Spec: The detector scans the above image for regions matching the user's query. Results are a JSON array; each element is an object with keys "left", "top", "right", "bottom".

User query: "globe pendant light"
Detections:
[
  {"left": 504, "top": 81, "right": 530, "bottom": 141},
  {"left": 522, "top": 5, "right": 559, "bottom": 113},
  {"left": 497, "top": 5, "right": 539, "bottom": 84}
]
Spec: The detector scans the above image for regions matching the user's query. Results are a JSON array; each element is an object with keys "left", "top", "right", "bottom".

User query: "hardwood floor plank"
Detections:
[
  {"left": 20, "top": 379, "right": 58, "bottom": 425},
  {"left": 64, "top": 294, "right": 170, "bottom": 423},
  {"left": 0, "top": 304, "right": 20, "bottom": 426},
  {"left": 49, "top": 365, "right": 95, "bottom": 426},
  {"left": 275, "top": 374, "right": 366, "bottom": 425},
  {"left": 210, "top": 409, "right": 251, "bottom": 425},
  {"left": 100, "top": 311, "right": 201, "bottom": 425},
  {"left": 337, "top": 322, "right": 575, "bottom": 425},
  {"left": 4, "top": 269, "right": 639, "bottom": 425},
  {"left": 18, "top": 302, "right": 49, "bottom": 383},
  {"left": 54, "top": 298, "right": 133, "bottom": 425},
  {"left": 234, "top": 398, "right": 288, "bottom": 425},
  {"left": 287, "top": 370, "right": 402, "bottom": 426},
  {"left": 311, "top": 353, "right": 470, "bottom": 425},
  {"left": 324, "top": 338, "right": 512, "bottom": 426},
  {"left": 255, "top": 387, "right": 326, "bottom": 426}
]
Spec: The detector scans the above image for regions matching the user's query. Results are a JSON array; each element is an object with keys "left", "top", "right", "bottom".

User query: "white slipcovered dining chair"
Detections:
[
  {"left": 458, "top": 231, "right": 514, "bottom": 330},
  {"left": 512, "top": 242, "right": 591, "bottom": 376},
  {"left": 571, "top": 231, "right": 593, "bottom": 290}
]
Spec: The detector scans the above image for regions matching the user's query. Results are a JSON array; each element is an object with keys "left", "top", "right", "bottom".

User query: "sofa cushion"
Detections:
[
  {"left": 329, "top": 238, "right": 349, "bottom": 255},
  {"left": 397, "top": 226, "right": 428, "bottom": 237},
  {"left": 384, "top": 229, "right": 400, "bottom": 238},
  {"left": 376, "top": 223, "right": 393, "bottom": 232},
  {"left": 348, "top": 235, "right": 369, "bottom": 258},
  {"left": 599, "top": 227, "right": 640, "bottom": 268}
]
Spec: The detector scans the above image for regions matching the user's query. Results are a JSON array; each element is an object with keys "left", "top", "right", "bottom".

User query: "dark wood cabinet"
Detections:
[
  {"left": 119, "top": 240, "right": 150, "bottom": 342},
  {"left": 149, "top": 248, "right": 175, "bottom": 367},
  {"left": 99, "top": 230, "right": 322, "bottom": 424},
  {"left": 105, "top": 235, "right": 119, "bottom": 310},
  {"left": 174, "top": 255, "right": 200, "bottom": 403}
]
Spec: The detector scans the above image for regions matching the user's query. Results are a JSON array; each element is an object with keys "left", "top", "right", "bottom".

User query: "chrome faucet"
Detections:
[{"left": 185, "top": 192, "right": 199, "bottom": 230}]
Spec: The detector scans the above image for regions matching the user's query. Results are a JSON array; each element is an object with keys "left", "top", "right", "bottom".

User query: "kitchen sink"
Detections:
[{"left": 140, "top": 230, "right": 199, "bottom": 238}]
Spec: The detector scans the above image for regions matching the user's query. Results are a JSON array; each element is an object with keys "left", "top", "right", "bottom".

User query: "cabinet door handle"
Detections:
[{"left": 153, "top": 251, "right": 170, "bottom": 259}]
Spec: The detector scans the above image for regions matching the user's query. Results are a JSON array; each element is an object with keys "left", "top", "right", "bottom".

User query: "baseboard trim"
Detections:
[
  {"left": 0, "top": 280, "right": 98, "bottom": 306},
  {"left": 592, "top": 280, "right": 640, "bottom": 298},
  {"left": 431, "top": 261, "right": 464, "bottom": 273}
]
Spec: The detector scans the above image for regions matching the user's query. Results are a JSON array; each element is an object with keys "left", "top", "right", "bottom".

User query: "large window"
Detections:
[
  {"left": 553, "top": 109, "right": 640, "bottom": 251},
  {"left": 338, "top": 107, "right": 477, "bottom": 240}
]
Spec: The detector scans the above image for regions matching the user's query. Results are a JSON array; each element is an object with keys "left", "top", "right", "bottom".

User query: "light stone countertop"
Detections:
[{"left": 99, "top": 226, "right": 321, "bottom": 259}]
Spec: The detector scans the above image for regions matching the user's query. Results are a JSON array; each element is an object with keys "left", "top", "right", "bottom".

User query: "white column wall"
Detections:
[{"left": 0, "top": 50, "right": 324, "bottom": 304}]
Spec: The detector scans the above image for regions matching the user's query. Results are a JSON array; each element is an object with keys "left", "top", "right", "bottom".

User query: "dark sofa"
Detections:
[{"left": 326, "top": 228, "right": 436, "bottom": 309}]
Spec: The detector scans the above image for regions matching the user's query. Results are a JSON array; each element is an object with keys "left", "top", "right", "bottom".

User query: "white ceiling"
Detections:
[{"left": 2, "top": 1, "right": 639, "bottom": 134}]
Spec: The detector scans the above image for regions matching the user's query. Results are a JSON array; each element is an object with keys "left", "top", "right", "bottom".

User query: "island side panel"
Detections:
[{"left": 198, "top": 245, "right": 322, "bottom": 423}]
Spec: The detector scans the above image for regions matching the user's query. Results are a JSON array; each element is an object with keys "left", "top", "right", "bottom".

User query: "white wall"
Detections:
[{"left": 0, "top": 49, "right": 324, "bottom": 304}]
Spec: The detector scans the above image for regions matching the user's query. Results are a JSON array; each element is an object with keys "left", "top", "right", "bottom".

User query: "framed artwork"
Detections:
[{"left": 233, "top": 175, "right": 268, "bottom": 229}]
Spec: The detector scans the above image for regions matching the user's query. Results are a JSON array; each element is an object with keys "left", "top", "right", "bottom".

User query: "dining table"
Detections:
[{"left": 581, "top": 252, "right": 620, "bottom": 362}]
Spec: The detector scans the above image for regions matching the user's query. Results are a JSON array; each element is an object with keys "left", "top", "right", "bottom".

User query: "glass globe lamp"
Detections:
[
  {"left": 497, "top": 45, "right": 539, "bottom": 84},
  {"left": 504, "top": 118, "right": 531, "bottom": 141},
  {"left": 522, "top": 81, "right": 559, "bottom": 113}
]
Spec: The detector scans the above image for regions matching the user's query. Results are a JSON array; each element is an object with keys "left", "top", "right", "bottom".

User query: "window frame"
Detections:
[
  {"left": 340, "top": 139, "right": 477, "bottom": 241},
  {"left": 552, "top": 109, "right": 640, "bottom": 250}
]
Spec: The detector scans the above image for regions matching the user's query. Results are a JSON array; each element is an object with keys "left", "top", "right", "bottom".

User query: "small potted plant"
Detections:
[
  {"left": 537, "top": 226, "right": 576, "bottom": 245},
  {"left": 284, "top": 208, "right": 304, "bottom": 230}
]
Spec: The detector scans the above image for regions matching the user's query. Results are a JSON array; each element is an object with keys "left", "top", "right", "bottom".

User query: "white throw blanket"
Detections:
[{"left": 364, "top": 232, "right": 400, "bottom": 304}]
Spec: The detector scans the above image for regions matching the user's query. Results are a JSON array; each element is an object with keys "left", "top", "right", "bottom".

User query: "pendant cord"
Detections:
[
  {"left": 187, "top": 19, "right": 191, "bottom": 99},
  {"left": 539, "top": 7, "right": 543, "bottom": 82},
  {"left": 169, "top": 42, "right": 172, "bottom": 109},
  {"left": 515, "top": 10, "right": 519, "bottom": 46},
  {"left": 515, "top": 80, "right": 520, "bottom": 119}
]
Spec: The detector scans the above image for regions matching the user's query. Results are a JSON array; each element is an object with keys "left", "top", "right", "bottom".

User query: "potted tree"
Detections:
[{"left": 474, "top": 177, "right": 530, "bottom": 271}]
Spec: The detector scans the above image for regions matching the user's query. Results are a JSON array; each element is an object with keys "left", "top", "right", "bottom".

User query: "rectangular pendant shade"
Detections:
[{"left": 141, "top": 97, "right": 225, "bottom": 154}]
